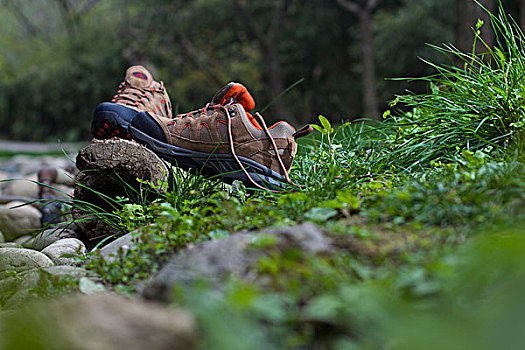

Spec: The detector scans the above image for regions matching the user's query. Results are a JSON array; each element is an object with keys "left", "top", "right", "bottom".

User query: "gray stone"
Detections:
[
  {"left": 32, "top": 226, "right": 79, "bottom": 251},
  {"left": 0, "top": 155, "right": 73, "bottom": 178},
  {"left": 0, "top": 247, "right": 53, "bottom": 277},
  {"left": 270, "top": 222, "right": 332, "bottom": 253},
  {"left": 13, "top": 235, "right": 34, "bottom": 248},
  {"left": 143, "top": 223, "right": 330, "bottom": 301},
  {"left": 0, "top": 231, "right": 4, "bottom": 243},
  {"left": 2, "top": 173, "right": 39, "bottom": 198},
  {"left": 78, "top": 277, "right": 106, "bottom": 294},
  {"left": 0, "top": 293, "right": 197, "bottom": 350},
  {"left": 97, "top": 230, "right": 141, "bottom": 262},
  {"left": 0, "top": 201, "right": 42, "bottom": 241},
  {"left": 0, "top": 242, "right": 22, "bottom": 248},
  {"left": 41, "top": 238, "right": 87, "bottom": 266},
  {"left": 0, "top": 265, "right": 88, "bottom": 310}
]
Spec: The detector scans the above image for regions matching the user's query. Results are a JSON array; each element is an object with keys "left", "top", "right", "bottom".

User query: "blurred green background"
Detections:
[{"left": 0, "top": 0, "right": 521, "bottom": 141}]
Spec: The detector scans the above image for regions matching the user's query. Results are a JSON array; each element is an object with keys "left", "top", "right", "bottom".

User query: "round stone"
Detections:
[
  {"left": 0, "top": 201, "right": 42, "bottom": 242},
  {"left": 41, "top": 238, "right": 87, "bottom": 266},
  {"left": 0, "top": 247, "right": 54, "bottom": 276},
  {"left": 32, "top": 227, "right": 79, "bottom": 251}
]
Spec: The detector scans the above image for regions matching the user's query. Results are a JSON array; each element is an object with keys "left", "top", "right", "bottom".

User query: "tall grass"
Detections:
[
  {"left": 292, "top": 3, "right": 525, "bottom": 200},
  {"left": 388, "top": 4, "right": 525, "bottom": 162}
]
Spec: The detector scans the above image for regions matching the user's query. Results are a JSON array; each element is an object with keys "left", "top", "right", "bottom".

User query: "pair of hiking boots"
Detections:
[{"left": 91, "top": 66, "right": 312, "bottom": 191}]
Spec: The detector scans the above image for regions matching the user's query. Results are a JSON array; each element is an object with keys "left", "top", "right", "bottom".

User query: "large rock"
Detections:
[
  {"left": 0, "top": 247, "right": 53, "bottom": 277},
  {"left": 0, "top": 249, "right": 92, "bottom": 309},
  {"left": 0, "top": 265, "right": 87, "bottom": 310},
  {"left": 41, "top": 238, "right": 87, "bottom": 266},
  {"left": 73, "top": 139, "right": 168, "bottom": 240},
  {"left": 143, "top": 223, "right": 331, "bottom": 301},
  {"left": 32, "top": 226, "right": 79, "bottom": 251},
  {"left": 0, "top": 293, "right": 197, "bottom": 350},
  {"left": 0, "top": 201, "right": 42, "bottom": 241},
  {"left": 0, "top": 247, "right": 54, "bottom": 308},
  {"left": 97, "top": 230, "right": 141, "bottom": 262}
]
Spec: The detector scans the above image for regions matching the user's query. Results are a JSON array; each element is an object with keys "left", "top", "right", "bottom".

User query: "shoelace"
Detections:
[
  {"left": 112, "top": 82, "right": 169, "bottom": 116},
  {"left": 175, "top": 103, "right": 302, "bottom": 192},
  {"left": 222, "top": 106, "right": 302, "bottom": 193}
]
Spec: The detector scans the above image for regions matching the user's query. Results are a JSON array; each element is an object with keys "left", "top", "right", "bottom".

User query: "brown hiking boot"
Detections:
[
  {"left": 92, "top": 65, "right": 172, "bottom": 139},
  {"left": 129, "top": 103, "right": 312, "bottom": 190}
]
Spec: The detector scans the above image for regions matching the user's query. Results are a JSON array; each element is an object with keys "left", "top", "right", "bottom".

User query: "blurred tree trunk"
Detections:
[
  {"left": 455, "top": 0, "right": 494, "bottom": 58},
  {"left": 336, "top": 0, "right": 381, "bottom": 121},
  {"left": 233, "top": 0, "right": 297, "bottom": 124}
]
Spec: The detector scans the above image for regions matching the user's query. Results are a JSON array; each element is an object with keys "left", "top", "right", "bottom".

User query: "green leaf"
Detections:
[
  {"left": 319, "top": 115, "right": 333, "bottom": 133},
  {"left": 311, "top": 124, "right": 324, "bottom": 134}
]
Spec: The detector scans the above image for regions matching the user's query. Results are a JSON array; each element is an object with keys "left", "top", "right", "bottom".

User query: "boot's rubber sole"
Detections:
[
  {"left": 91, "top": 103, "right": 138, "bottom": 140},
  {"left": 129, "top": 126, "right": 286, "bottom": 190}
]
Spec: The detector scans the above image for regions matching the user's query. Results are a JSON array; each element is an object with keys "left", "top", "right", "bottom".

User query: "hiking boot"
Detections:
[
  {"left": 129, "top": 103, "right": 312, "bottom": 190},
  {"left": 92, "top": 65, "right": 172, "bottom": 140}
]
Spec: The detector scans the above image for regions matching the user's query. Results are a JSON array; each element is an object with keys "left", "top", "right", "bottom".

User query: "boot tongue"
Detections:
[{"left": 125, "top": 65, "right": 153, "bottom": 88}]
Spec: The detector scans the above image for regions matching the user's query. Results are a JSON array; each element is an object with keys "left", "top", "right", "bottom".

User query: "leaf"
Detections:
[
  {"left": 318, "top": 115, "right": 333, "bottom": 133},
  {"left": 311, "top": 124, "right": 324, "bottom": 134}
]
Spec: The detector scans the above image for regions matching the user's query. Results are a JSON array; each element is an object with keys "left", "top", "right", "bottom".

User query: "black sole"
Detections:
[
  {"left": 91, "top": 110, "right": 132, "bottom": 140},
  {"left": 129, "top": 126, "right": 286, "bottom": 190}
]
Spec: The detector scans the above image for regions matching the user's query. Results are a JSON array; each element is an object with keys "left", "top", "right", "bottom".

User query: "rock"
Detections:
[
  {"left": 78, "top": 277, "right": 106, "bottom": 294},
  {"left": 0, "top": 155, "right": 73, "bottom": 177},
  {"left": 41, "top": 265, "right": 89, "bottom": 280},
  {"left": 0, "top": 231, "right": 4, "bottom": 243},
  {"left": 73, "top": 139, "right": 168, "bottom": 240},
  {"left": 13, "top": 235, "right": 34, "bottom": 248},
  {"left": 143, "top": 223, "right": 331, "bottom": 301},
  {"left": 0, "top": 242, "right": 22, "bottom": 248},
  {"left": 271, "top": 222, "right": 332, "bottom": 253},
  {"left": 41, "top": 238, "right": 87, "bottom": 266},
  {"left": 0, "top": 247, "right": 54, "bottom": 277},
  {"left": 0, "top": 293, "right": 197, "bottom": 350},
  {"left": 0, "top": 247, "right": 55, "bottom": 309},
  {"left": 0, "top": 264, "right": 88, "bottom": 310},
  {"left": 1, "top": 173, "right": 39, "bottom": 198},
  {"left": 143, "top": 233, "right": 253, "bottom": 301},
  {"left": 0, "top": 201, "right": 42, "bottom": 241},
  {"left": 32, "top": 226, "right": 79, "bottom": 251},
  {"left": 97, "top": 230, "right": 141, "bottom": 262},
  {"left": 54, "top": 167, "right": 76, "bottom": 186}
]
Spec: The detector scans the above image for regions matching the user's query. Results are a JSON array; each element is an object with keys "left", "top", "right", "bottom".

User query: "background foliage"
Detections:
[{"left": 1, "top": 0, "right": 521, "bottom": 141}]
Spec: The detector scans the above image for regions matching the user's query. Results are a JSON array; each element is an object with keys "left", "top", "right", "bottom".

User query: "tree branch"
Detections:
[{"left": 336, "top": 0, "right": 360, "bottom": 14}]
